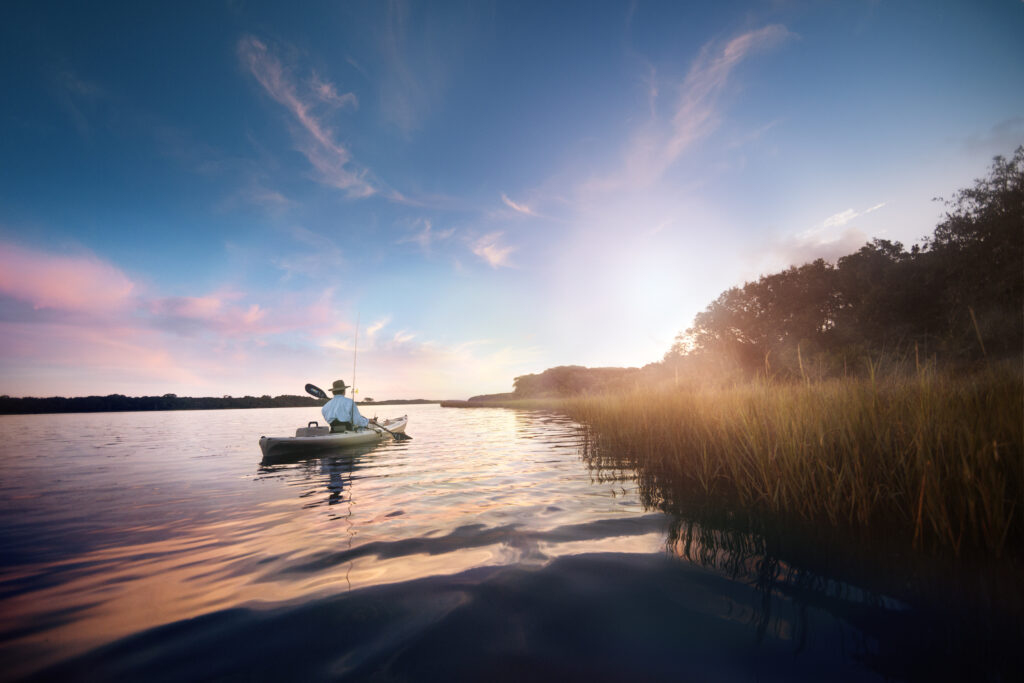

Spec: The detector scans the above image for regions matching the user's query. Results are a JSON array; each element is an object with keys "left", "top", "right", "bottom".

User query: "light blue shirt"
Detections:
[{"left": 321, "top": 395, "right": 369, "bottom": 428}]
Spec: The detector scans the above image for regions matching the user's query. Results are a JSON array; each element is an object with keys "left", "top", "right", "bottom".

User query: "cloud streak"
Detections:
[
  {"left": 239, "top": 36, "right": 374, "bottom": 198},
  {"left": 667, "top": 25, "right": 792, "bottom": 161},
  {"left": 822, "top": 201, "right": 886, "bottom": 228},
  {"left": 398, "top": 219, "right": 455, "bottom": 254},
  {"left": 599, "top": 24, "right": 792, "bottom": 190},
  {"left": 501, "top": 193, "right": 535, "bottom": 216}
]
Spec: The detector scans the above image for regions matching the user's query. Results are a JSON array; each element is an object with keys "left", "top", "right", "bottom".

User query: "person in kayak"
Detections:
[{"left": 322, "top": 379, "right": 369, "bottom": 433}]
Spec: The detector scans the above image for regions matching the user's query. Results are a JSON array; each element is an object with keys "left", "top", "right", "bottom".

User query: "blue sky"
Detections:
[{"left": 1, "top": 0, "right": 1021, "bottom": 399}]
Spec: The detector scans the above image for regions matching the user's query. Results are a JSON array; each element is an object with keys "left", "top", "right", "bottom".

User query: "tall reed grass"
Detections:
[{"left": 565, "top": 363, "right": 1023, "bottom": 559}]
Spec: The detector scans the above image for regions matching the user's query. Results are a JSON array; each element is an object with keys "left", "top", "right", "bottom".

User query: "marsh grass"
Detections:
[{"left": 566, "top": 362, "right": 1023, "bottom": 559}]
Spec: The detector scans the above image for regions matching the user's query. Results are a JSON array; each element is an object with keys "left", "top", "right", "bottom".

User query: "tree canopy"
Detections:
[{"left": 668, "top": 147, "right": 1023, "bottom": 378}]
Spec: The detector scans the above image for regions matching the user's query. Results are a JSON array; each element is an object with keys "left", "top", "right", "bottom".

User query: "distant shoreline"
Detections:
[
  {"left": 0, "top": 395, "right": 440, "bottom": 416},
  {"left": 440, "top": 399, "right": 560, "bottom": 409}
]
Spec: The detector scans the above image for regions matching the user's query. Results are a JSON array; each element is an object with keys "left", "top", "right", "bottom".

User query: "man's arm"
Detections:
[{"left": 351, "top": 401, "right": 370, "bottom": 428}]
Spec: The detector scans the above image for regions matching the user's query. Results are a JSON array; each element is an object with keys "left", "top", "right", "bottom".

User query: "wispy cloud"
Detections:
[
  {"left": 663, "top": 24, "right": 792, "bottom": 169},
  {"left": 471, "top": 232, "right": 516, "bottom": 268},
  {"left": 248, "top": 187, "right": 291, "bottom": 206},
  {"left": 379, "top": 0, "right": 427, "bottom": 134},
  {"left": 238, "top": 35, "right": 374, "bottom": 198},
  {"left": 375, "top": 0, "right": 486, "bottom": 136},
  {"left": 822, "top": 201, "right": 886, "bottom": 228},
  {"left": 392, "top": 330, "right": 416, "bottom": 344},
  {"left": 726, "top": 118, "right": 782, "bottom": 149},
  {"left": 754, "top": 200, "right": 888, "bottom": 273},
  {"left": 823, "top": 208, "right": 858, "bottom": 228},
  {"left": 501, "top": 193, "right": 536, "bottom": 216},
  {"left": 271, "top": 225, "right": 346, "bottom": 281},
  {"left": 345, "top": 56, "right": 370, "bottom": 80},
  {"left": 146, "top": 294, "right": 268, "bottom": 337},
  {"left": 753, "top": 226, "right": 869, "bottom": 275},
  {"left": 52, "top": 69, "right": 104, "bottom": 137},
  {"left": 310, "top": 72, "right": 358, "bottom": 109},
  {"left": 397, "top": 219, "right": 455, "bottom": 253},
  {"left": 596, "top": 25, "right": 793, "bottom": 191},
  {"left": 366, "top": 316, "right": 390, "bottom": 337}
]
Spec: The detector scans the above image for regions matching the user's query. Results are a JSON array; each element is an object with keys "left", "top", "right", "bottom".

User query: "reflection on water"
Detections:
[
  {"left": 581, "top": 429, "right": 1024, "bottom": 680},
  {"left": 1, "top": 405, "right": 1020, "bottom": 681},
  {"left": 0, "top": 406, "right": 657, "bottom": 679}
]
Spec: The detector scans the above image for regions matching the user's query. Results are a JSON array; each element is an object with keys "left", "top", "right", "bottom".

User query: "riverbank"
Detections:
[
  {"left": 448, "top": 364, "right": 1023, "bottom": 560},
  {"left": 0, "top": 395, "right": 439, "bottom": 415},
  {"left": 440, "top": 398, "right": 566, "bottom": 409}
]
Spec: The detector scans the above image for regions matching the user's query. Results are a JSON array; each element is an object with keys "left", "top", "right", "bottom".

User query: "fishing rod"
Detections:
[{"left": 350, "top": 313, "right": 359, "bottom": 425}]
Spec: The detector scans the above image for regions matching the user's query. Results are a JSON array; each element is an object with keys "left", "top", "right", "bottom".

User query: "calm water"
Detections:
[{"left": 0, "top": 405, "right": 1019, "bottom": 681}]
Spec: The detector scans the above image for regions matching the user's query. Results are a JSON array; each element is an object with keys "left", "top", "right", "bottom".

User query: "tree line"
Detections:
[
  {"left": 0, "top": 394, "right": 323, "bottom": 415},
  {"left": 504, "top": 147, "right": 1022, "bottom": 398},
  {"left": 669, "top": 146, "right": 1021, "bottom": 379}
]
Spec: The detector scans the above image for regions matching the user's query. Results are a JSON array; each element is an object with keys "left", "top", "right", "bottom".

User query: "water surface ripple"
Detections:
[{"left": 0, "top": 405, "right": 1018, "bottom": 681}]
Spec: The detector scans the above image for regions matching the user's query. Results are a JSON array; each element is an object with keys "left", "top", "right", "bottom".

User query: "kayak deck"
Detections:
[{"left": 259, "top": 416, "right": 408, "bottom": 461}]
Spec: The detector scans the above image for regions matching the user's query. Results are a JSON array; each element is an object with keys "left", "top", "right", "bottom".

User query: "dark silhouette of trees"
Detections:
[
  {"left": 513, "top": 366, "right": 641, "bottom": 396},
  {"left": 0, "top": 394, "right": 323, "bottom": 415},
  {"left": 925, "top": 147, "right": 1024, "bottom": 356},
  {"left": 668, "top": 147, "right": 1023, "bottom": 377},
  {"left": 672, "top": 259, "right": 840, "bottom": 373}
]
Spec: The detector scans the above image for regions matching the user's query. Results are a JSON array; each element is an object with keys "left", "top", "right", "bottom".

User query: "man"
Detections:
[{"left": 321, "top": 379, "right": 369, "bottom": 433}]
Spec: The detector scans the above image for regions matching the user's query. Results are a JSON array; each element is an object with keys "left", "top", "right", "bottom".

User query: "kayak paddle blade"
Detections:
[{"left": 305, "top": 383, "right": 328, "bottom": 400}]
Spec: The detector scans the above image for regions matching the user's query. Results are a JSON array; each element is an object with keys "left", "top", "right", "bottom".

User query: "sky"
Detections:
[{"left": 1, "top": 1, "right": 1022, "bottom": 400}]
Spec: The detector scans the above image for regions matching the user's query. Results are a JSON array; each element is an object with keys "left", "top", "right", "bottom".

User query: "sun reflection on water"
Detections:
[{"left": 0, "top": 405, "right": 642, "bottom": 676}]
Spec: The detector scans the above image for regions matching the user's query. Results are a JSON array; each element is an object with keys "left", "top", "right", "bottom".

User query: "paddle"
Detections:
[
  {"left": 305, "top": 383, "right": 328, "bottom": 400},
  {"left": 370, "top": 419, "right": 413, "bottom": 441},
  {"left": 307, "top": 383, "right": 412, "bottom": 441}
]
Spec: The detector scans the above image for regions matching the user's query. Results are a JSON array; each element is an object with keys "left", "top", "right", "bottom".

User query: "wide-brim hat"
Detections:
[{"left": 330, "top": 379, "right": 349, "bottom": 394}]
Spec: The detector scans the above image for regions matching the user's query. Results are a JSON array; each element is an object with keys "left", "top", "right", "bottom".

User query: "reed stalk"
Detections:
[{"left": 563, "top": 363, "right": 1023, "bottom": 559}]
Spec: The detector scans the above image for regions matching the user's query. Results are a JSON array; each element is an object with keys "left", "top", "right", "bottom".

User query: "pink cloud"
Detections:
[
  {"left": 0, "top": 243, "right": 525, "bottom": 398},
  {"left": 149, "top": 295, "right": 222, "bottom": 319},
  {"left": 0, "top": 321, "right": 208, "bottom": 396},
  {"left": 471, "top": 232, "right": 516, "bottom": 268},
  {"left": 0, "top": 243, "right": 135, "bottom": 312},
  {"left": 146, "top": 293, "right": 306, "bottom": 340}
]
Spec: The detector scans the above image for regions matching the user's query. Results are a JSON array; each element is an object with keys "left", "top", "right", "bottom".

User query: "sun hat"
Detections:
[{"left": 330, "top": 379, "right": 349, "bottom": 395}]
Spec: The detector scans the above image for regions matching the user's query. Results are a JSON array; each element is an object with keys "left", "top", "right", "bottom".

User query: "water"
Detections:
[{"left": 0, "top": 405, "right": 1019, "bottom": 681}]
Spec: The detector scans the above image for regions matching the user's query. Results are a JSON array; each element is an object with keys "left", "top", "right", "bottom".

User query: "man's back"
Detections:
[{"left": 322, "top": 395, "right": 368, "bottom": 429}]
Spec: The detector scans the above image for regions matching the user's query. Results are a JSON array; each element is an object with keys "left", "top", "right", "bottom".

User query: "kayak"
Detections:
[{"left": 259, "top": 415, "right": 408, "bottom": 462}]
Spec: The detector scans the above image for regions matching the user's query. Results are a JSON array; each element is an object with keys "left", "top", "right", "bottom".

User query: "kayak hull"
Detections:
[{"left": 259, "top": 416, "right": 408, "bottom": 462}]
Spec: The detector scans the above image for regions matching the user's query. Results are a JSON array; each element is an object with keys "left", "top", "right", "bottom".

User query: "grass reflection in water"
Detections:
[{"left": 579, "top": 422, "right": 1024, "bottom": 681}]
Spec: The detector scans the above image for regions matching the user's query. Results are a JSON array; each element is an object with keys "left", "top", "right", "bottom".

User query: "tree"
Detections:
[
  {"left": 673, "top": 260, "right": 838, "bottom": 375},
  {"left": 667, "top": 147, "right": 1023, "bottom": 374},
  {"left": 927, "top": 146, "right": 1024, "bottom": 355}
]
